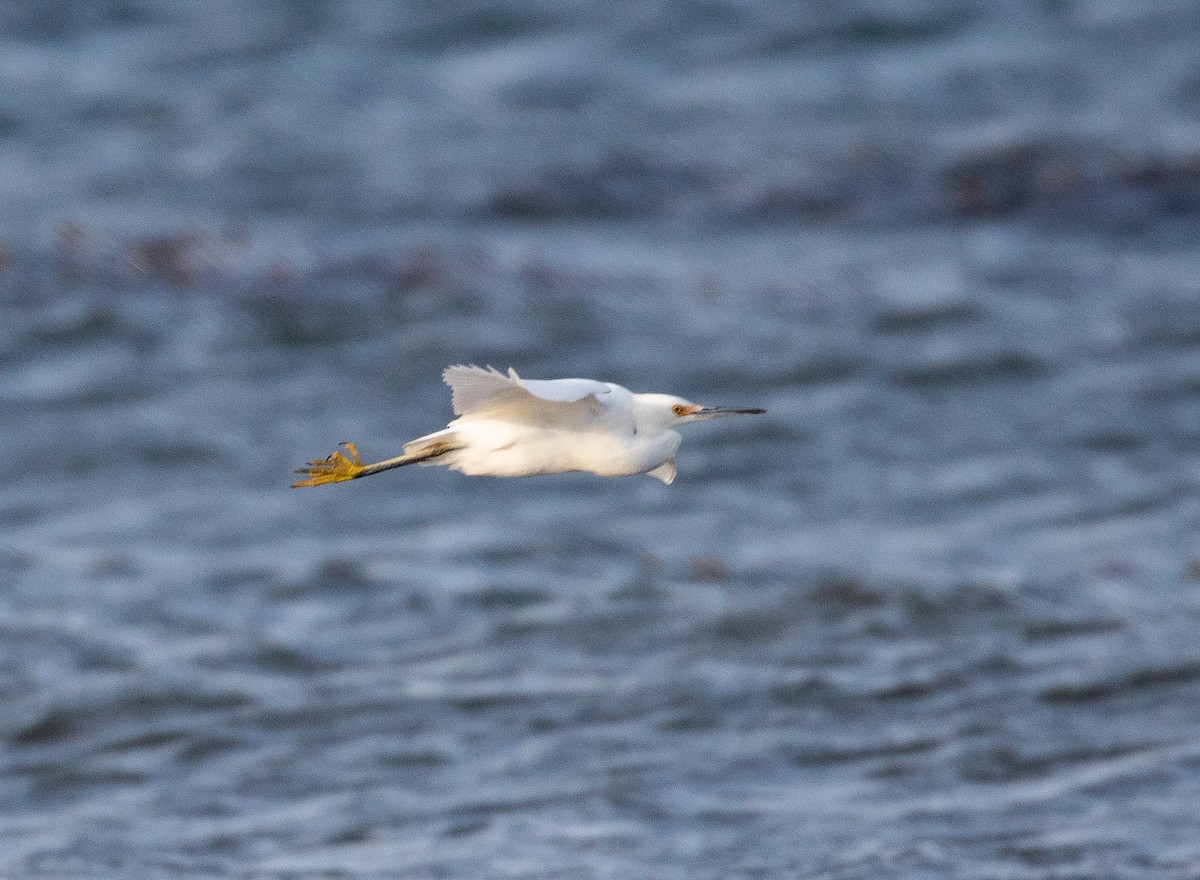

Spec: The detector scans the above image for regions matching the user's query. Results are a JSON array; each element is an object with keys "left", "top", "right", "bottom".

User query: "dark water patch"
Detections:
[
  {"left": 786, "top": 733, "right": 943, "bottom": 767},
  {"left": 891, "top": 578, "right": 1018, "bottom": 626},
  {"left": 873, "top": 300, "right": 978, "bottom": 334},
  {"left": 485, "top": 152, "right": 708, "bottom": 220},
  {"left": 1040, "top": 662, "right": 1200, "bottom": 705},
  {"left": 136, "top": 436, "right": 230, "bottom": 467},
  {"left": 489, "top": 602, "right": 663, "bottom": 652},
  {"left": 0, "top": 497, "right": 48, "bottom": 531},
  {"left": 25, "top": 765, "right": 151, "bottom": 802},
  {"left": 309, "top": 556, "right": 374, "bottom": 589},
  {"left": 204, "top": 565, "right": 278, "bottom": 593},
  {"left": 942, "top": 142, "right": 1070, "bottom": 219},
  {"left": 262, "top": 560, "right": 380, "bottom": 602},
  {"left": 1114, "top": 149, "right": 1200, "bottom": 217},
  {"left": 379, "top": 745, "right": 450, "bottom": 769},
  {"left": 0, "top": 349, "right": 147, "bottom": 406},
  {"left": 446, "top": 687, "right": 552, "bottom": 715},
  {"left": 955, "top": 740, "right": 1167, "bottom": 784},
  {"left": 1052, "top": 485, "right": 1180, "bottom": 529},
  {"left": 238, "top": 292, "right": 390, "bottom": 348},
  {"left": 869, "top": 671, "right": 964, "bottom": 702},
  {"left": 177, "top": 734, "right": 247, "bottom": 764},
  {"left": 383, "top": 4, "right": 561, "bottom": 54},
  {"left": 723, "top": 176, "right": 848, "bottom": 223},
  {"left": 771, "top": 351, "right": 864, "bottom": 387},
  {"left": 226, "top": 151, "right": 364, "bottom": 218},
  {"left": 10, "top": 706, "right": 79, "bottom": 747},
  {"left": 247, "top": 642, "right": 336, "bottom": 676},
  {"left": 75, "top": 94, "right": 178, "bottom": 132},
  {"left": 10, "top": 299, "right": 141, "bottom": 348},
  {"left": 1125, "top": 296, "right": 1200, "bottom": 349},
  {"left": 889, "top": 346, "right": 1049, "bottom": 388},
  {"left": 1021, "top": 617, "right": 1124, "bottom": 643},
  {"left": 655, "top": 701, "right": 729, "bottom": 733},
  {"left": 998, "top": 840, "right": 1099, "bottom": 869},
  {"left": 122, "top": 234, "right": 207, "bottom": 286},
  {"left": 10, "top": 686, "right": 254, "bottom": 749},
  {"left": 0, "top": 546, "right": 38, "bottom": 569},
  {"left": 756, "top": 7, "right": 972, "bottom": 55},
  {"left": 457, "top": 584, "right": 549, "bottom": 611},
  {"left": 686, "top": 555, "right": 731, "bottom": 583},
  {"left": 703, "top": 607, "right": 791, "bottom": 644},
  {"left": 808, "top": 574, "right": 887, "bottom": 610},
  {"left": 85, "top": 552, "right": 141, "bottom": 581},
  {"left": 0, "top": 4, "right": 162, "bottom": 39},
  {"left": 311, "top": 246, "right": 455, "bottom": 299},
  {"left": 1067, "top": 429, "right": 1151, "bottom": 454},
  {"left": 0, "top": 106, "right": 20, "bottom": 138},
  {"left": 441, "top": 816, "right": 491, "bottom": 838},
  {"left": 867, "top": 263, "right": 981, "bottom": 335},
  {"left": 768, "top": 675, "right": 837, "bottom": 708},
  {"left": 169, "top": 30, "right": 301, "bottom": 70}
]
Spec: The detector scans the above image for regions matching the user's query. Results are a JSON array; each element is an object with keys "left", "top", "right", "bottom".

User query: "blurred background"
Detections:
[{"left": 3, "top": 1, "right": 1200, "bottom": 876}]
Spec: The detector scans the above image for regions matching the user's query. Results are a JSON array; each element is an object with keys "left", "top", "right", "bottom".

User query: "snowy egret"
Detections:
[{"left": 293, "top": 365, "right": 765, "bottom": 487}]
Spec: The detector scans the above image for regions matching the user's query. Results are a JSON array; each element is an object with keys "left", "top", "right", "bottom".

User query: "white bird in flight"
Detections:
[{"left": 293, "top": 365, "right": 765, "bottom": 487}]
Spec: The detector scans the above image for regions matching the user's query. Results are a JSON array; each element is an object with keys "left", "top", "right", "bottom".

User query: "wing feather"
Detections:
[
  {"left": 442, "top": 365, "right": 525, "bottom": 415},
  {"left": 442, "top": 365, "right": 611, "bottom": 416}
]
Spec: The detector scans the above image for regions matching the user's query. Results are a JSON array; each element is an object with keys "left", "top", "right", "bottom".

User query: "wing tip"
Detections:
[
  {"left": 442, "top": 364, "right": 515, "bottom": 385},
  {"left": 441, "top": 363, "right": 524, "bottom": 415}
]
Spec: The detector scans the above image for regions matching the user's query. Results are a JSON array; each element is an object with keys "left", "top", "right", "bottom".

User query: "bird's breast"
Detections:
[{"left": 448, "top": 418, "right": 678, "bottom": 478}]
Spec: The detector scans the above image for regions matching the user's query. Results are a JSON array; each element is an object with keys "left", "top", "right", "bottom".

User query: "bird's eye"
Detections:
[{"left": 672, "top": 404, "right": 687, "bottom": 416}]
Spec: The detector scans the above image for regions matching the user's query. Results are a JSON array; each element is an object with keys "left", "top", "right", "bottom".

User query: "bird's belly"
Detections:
[{"left": 448, "top": 420, "right": 676, "bottom": 478}]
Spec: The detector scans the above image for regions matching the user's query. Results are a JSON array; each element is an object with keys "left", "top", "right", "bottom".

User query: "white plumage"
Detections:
[
  {"left": 445, "top": 365, "right": 611, "bottom": 414},
  {"left": 293, "top": 365, "right": 765, "bottom": 487}
]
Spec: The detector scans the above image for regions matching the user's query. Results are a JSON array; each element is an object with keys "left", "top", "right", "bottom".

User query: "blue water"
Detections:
[{"left": 3, "top": 2, "right": 1200, "bottom": 877}]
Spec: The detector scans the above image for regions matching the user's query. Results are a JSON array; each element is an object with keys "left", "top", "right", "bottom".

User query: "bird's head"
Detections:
[{"left": 633, "top": 393, "right": 766, "bottom": 432}]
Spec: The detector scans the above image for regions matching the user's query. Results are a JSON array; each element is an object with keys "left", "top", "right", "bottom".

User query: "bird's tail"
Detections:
[{"left": 292, "top": 436, "right": 461, "bottom": 488}]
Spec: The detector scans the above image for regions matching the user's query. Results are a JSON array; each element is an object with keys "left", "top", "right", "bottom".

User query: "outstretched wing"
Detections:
[{"left": 442, "top": 365, "right": 612, "bottom": 416}]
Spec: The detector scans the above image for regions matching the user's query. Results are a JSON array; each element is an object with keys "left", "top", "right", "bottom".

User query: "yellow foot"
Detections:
[{"left": 292, "top": 441, "right": 366, "bottom": 487}]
